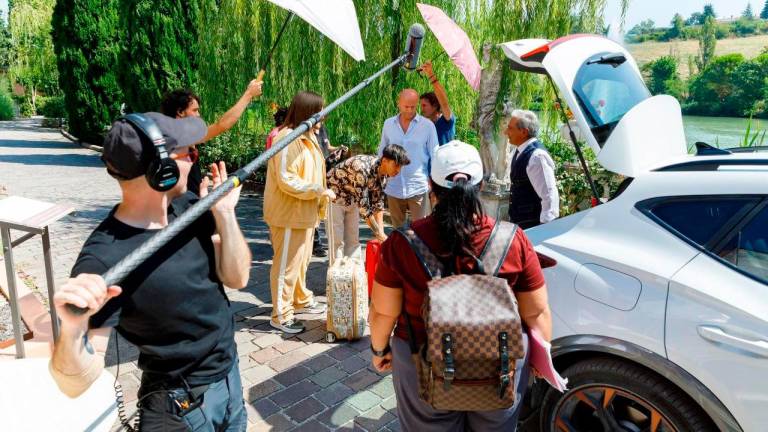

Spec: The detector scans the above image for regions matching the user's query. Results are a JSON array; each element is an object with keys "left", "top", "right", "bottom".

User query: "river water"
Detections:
[{"left": 683, "top": 115, "right": 765, "bottom": 150}]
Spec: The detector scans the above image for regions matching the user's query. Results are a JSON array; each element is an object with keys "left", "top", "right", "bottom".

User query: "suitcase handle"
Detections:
[{"left": 327, "top": 201, "right": 336, "bottom": 266}]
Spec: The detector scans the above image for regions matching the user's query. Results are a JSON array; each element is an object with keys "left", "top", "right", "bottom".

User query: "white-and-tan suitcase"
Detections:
[{"left": 325, "top": 206, "right": 368, "bottom": 342}]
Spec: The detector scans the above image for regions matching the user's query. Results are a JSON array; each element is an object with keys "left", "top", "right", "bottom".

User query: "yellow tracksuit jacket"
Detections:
[{"left": 263, "top": 128, "right": 327, "bottom": 229}]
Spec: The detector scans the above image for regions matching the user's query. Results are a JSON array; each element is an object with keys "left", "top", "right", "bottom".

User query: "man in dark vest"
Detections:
[{"left": 506, "top": 109, "right": 560, "bottom": 229}]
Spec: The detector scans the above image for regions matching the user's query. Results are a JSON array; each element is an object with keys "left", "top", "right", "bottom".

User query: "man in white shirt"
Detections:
[
  {"left": 378, "top": 89, "right": 439, "bottom": 228},
  {"left": 505, "top": 110, "right": 560, "bottom": 228}
]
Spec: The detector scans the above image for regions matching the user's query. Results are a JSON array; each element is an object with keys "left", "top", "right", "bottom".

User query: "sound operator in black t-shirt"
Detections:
[{"left": 48, "top": 112, "right": 252, "bottom": 431}]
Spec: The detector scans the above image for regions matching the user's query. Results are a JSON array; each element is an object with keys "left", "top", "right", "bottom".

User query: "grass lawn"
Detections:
[{"left": 628, "top": 34, "right": 768, "bottom": 78}]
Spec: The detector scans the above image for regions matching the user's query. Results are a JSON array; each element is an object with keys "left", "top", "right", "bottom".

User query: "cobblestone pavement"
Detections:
[{"left": 0, "top": 120, "right": 400, "bottom": 431}]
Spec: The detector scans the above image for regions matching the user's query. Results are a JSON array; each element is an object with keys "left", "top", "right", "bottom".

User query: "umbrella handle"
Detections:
[{"left": 416, "top": 51, "right": 447, "bottom": 73}]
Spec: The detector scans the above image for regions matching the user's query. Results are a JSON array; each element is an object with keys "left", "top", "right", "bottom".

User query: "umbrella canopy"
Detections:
[
  {"left": 416, "top": 3, "right": 481, "bottom": 91},
  {"left": 267, "top": 0, "right": 365, "bottom": 61}
]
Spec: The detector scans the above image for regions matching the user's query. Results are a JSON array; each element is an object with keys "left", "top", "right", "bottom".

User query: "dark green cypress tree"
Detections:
[
  {"left": 0, "top": 9, "right": 12, "bottom": 73},
  {"left": 702, "top": 4, "right": 716, "bottom": 22},
  {"left": 117, "top": 0, "right": 202, "bottom": 112},
  {"left": 761, "top": 1, "right": 768, "bottom": 19},
  {"left": 51, "top": 0, "right": 124, "bottom": 143}
]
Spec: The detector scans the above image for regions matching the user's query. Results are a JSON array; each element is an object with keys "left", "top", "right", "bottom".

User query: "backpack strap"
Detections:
[
  {"left": 396, "top": 226, "right": 445, "bottom": 279},
  {"left": 479, "top": 221, "right": 519, "bottom": 276},
  {"left": 498, "top": 332, "right": 510, "bottom": 398},
  {"left": 395, "top": 226, "right": 445, "bottom": 355}
]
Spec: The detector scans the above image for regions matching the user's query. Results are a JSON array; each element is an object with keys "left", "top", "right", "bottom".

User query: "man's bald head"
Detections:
[
  {"left": 399, "top": 88, "right": 419, "bottom": 102},
  {"left": 397, "top": 88, "right": 419, "bottom": 120}
]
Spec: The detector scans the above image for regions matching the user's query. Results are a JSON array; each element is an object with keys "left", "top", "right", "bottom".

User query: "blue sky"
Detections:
[
  {"left": 0, "top": 1, "right": 759, "bottom": 32},
  {"left": 605, "top": 0, "right": 760, "bottom": 29}
]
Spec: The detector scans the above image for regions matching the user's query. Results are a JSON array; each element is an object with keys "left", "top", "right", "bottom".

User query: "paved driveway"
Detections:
[{"left": 0, "top": 119, "right": 399, "bottom": 431}]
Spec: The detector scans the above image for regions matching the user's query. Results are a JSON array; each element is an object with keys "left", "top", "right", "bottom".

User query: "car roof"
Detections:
[{"left": 650, "top": 152, "right": 768, "bottom": 173}]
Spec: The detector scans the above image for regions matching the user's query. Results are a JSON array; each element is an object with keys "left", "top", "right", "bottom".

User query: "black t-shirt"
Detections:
[
  {"left": 316, "top": 124, "right": 331, "bottom": 158},
  {"left": 73, "top": 192, "right": 234, "bottom": 386},
  {"left": 187, "top": 162, "right": 203, "bottom": 196}
]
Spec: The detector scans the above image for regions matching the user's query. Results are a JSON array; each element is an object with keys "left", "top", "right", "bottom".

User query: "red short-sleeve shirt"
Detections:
[{"left": 375, "top": 215, "right": 545, "bottom": 345}]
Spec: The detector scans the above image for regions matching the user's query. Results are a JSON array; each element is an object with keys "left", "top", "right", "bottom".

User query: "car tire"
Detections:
[{"left": 539, "top": 357, "right": 717, "bottom": 432}]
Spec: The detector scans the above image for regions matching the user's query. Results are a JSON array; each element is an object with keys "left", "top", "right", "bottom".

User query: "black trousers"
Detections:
[{"left": 313, "top": 222, "right": 326, "bottom": 250}]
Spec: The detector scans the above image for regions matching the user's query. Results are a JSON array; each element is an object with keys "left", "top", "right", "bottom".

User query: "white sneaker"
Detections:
[
  {"left": 270, "top": 319, "right": 306, "bottom": 334},
  {"left": 295, "top": 302, "right": 327, "bottom": 314}
]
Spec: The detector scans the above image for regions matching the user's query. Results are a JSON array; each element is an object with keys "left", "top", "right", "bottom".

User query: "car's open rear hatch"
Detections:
[{"left": 500, "top": 35, "right": 688, "bottom": 177}]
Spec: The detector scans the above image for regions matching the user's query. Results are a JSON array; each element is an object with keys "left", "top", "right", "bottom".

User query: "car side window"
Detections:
[
  {"left": 716, "top": 205, "right": 768, "bottom": 282},
  {"left": 648, "top": 198, "right": 755, "bottom": 246}
]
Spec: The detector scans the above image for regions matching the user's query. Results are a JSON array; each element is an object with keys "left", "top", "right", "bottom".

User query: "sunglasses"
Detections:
[{"left": 170, "top": 146, "right": 199, "bottom": 164}]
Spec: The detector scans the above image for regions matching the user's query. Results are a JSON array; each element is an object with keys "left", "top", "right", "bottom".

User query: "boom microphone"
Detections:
[
  {"left": 63, "top": 25, "right": 428, "bottom": 317},
  {"left": 404, "top": 23, "right": 425, "bottom": 71}
]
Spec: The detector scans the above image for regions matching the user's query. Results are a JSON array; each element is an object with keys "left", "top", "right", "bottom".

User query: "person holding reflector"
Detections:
[{"left": 160, "top": 78, "right": 264, "bottom": 196}]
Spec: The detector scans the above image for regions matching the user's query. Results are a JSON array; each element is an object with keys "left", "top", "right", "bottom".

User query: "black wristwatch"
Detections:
[{"left": 370, "top": 343, "right": 391, "bottom": 357}]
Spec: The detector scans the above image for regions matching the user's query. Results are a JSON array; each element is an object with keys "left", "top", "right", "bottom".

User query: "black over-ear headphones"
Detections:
[{"left": 123, "top": 113, "right": 180, "bottom": 191}]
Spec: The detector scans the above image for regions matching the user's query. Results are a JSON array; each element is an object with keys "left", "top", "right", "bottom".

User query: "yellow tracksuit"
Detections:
[{"left": 263, "top": 128, "right": 326, "bottom": 324}]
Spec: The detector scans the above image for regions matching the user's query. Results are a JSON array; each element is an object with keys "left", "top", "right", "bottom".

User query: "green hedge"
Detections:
[
  {"left": 13, "top": 95, "right": 34, "bottom": 117},
  {"left": 0, "top": 92, "right": 13, "bottom": 120},
  {"left": 37, "top": 95, "right": 67, "bottom": 118}
]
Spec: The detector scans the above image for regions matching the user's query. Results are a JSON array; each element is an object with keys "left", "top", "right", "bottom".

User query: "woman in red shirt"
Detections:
[{"left": 369, "top": 140, "right": 552, "bottom": 431}]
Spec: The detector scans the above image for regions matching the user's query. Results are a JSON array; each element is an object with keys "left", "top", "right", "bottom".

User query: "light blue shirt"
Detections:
[{"left": 378, "top": 114, "right": 439, "bottom": 199}]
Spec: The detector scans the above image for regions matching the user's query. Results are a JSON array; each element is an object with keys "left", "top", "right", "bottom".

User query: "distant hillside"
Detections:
[{"left": 628, "top": 34, "right": 768, "bottom": 78}]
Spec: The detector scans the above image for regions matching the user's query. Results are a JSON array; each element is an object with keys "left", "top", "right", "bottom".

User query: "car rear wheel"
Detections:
[{"left": 540, "top": 358, "right": 717, "bottom": 432}]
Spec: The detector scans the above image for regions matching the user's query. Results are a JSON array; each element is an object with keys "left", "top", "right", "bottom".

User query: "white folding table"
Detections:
[{"left": 0, "top": 196, "right": 74, "bottom": 357}]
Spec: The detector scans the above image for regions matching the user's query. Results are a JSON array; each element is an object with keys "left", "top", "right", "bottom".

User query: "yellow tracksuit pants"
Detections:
[{"left": 269, "top": 226, "right": 316, "bottom": 324}]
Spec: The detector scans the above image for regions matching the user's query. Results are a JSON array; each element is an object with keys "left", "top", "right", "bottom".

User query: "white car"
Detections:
[{"left": 502, "top": 36, "right": 767, "bottom": 431}]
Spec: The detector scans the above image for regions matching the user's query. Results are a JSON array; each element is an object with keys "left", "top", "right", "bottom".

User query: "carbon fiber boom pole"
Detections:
[{"left": 66, "top": 52, "right": 412, "bottom": 315}]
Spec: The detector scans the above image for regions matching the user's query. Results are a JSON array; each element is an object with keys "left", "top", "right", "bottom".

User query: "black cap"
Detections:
[{"left": 101, "top": 112, "right": 207, "bottom": 179}]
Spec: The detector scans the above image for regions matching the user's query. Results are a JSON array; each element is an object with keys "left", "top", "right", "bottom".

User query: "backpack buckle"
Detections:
[
  {"left": 498, "top": 332, "right": 510, "bottom": 399},
  {"left": 442, "top": 333, "right": 455, "bottom": 390},
  {"left": 498, "top": 374, "right": 510, "bottom": 398}
]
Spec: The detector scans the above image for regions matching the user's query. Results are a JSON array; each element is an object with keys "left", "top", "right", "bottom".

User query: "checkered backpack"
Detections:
[{"left": 397, "top": 221, "right": 525, "bottom": 411}]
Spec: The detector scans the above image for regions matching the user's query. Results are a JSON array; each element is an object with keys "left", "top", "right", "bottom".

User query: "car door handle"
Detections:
[{"left": 697, "top": 325, "right": 768, "bottom": 358}]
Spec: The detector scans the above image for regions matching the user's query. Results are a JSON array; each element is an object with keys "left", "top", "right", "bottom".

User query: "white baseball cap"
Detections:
[{"left": 430, "top": 140, "right": 483, "bottom": 188}]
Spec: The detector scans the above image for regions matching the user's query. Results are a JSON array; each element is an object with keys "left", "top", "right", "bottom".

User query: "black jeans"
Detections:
[
  {"left": 313, "top": 222, "right": 326, "bottom": 251},
  {"left": 137, "top": 363, "right": 246, "bottom": 431}
]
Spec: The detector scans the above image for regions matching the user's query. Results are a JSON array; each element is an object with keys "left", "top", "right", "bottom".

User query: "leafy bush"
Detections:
[
  {"left": 730, "top": 55, "right": 768, "bottom": 116},
  {"left": 685, "top": 54, "right": 743, "bottom": 116},
  {"left": 643, "top": 56, "right": 686, "bottom": 100},
  {"left": 733, "top": 18, "right": 760, "bottom": 36},
  {"left": 201, "top": 123, "right": 268, "bottom": 183},
  {"left": 0, "top": 91, "right": 14, "bottom": 120},
  {"left": 37, "top": 95, "right": 66, "bottom": 118},
  {"left": 683, "top": 53, "right": 768, "bottom": 118},
  {"left": 14, "top": 95, "right": 34, "bottom": 117},
  {"left": 714, "top": 23, "right": 732, "bottom": 39},
  {"left": 680, "top": 26, "right": 700, "bottom": 39},
  {"left": 543, "top": 129, "right": 623, "bottom": 216}
]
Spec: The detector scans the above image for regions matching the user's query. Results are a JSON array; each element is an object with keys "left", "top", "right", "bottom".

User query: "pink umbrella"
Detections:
[{"left": 417, "top": 3, "right": 481, "bottom": 91}]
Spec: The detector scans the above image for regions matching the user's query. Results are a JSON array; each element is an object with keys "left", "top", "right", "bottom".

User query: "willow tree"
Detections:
[
  {"left": 118, "top": 0, "right": 211, "bottom": 112},
  {"left": 8, "top": 0, "right": 58, "bottom": 112},
  {"left": 196, "top": 0, "right": 626, "bottom": 170},
  {"left": 52, "top": 0, "right": 123, "bottom": 143}
]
